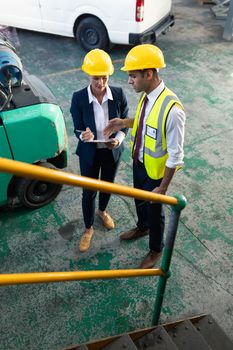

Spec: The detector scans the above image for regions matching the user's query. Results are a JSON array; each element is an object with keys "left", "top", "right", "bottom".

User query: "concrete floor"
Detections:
[{"left": 0, "top": 0, "right": 233, "bottom": 349}]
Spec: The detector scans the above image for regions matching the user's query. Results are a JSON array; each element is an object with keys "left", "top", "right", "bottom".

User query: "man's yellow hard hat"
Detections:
[
  {"left": 121, "top": 44, "right": 166, "bottom": 71},
  {"left": 82, "top": 49, "right": 114, "bottom": 76}
]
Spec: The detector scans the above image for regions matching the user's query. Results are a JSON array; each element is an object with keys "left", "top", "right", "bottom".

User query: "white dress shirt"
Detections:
[
  {"left": 138, "top": 80, "right": 185, "bottom": 168},
  {"left": 87, "top": 85, "right": 125, "bottom": 148}
]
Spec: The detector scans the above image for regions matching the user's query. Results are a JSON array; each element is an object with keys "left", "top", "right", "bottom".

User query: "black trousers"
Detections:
[
  {"left": 79, "top": 149, "right": 120, "bottom": 228},
  {"left": 133, "top": 161, "right": 165, "bottom": 252}
]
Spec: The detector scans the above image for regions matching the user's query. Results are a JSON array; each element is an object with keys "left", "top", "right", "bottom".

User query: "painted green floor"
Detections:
[{"left": 0, "top": 1, "right": 233, "bottom": 349}]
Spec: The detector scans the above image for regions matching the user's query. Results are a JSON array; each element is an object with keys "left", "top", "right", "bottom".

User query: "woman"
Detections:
[{"left": 70, "top": 49, "right": 128, "bottom": 252}]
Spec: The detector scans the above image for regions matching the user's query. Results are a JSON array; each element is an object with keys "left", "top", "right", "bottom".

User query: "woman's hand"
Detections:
[
  {"left": 81, "top": 127, "right": 94, "bottom": 142},
  {"left": 105, "top": 138, "right": 119, "bottom": 149}
]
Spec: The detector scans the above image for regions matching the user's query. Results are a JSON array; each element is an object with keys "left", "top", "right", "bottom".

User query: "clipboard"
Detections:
[{"left": 86, "top": 139, "right": 113, "bottom": 143}]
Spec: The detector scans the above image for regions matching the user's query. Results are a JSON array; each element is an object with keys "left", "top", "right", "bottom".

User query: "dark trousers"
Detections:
[
  {"left": 133, "top": 161, "right": 165, "bottom": 252},
  {"left": 79, "top": 149, "right": 120, "bottom": 228}
]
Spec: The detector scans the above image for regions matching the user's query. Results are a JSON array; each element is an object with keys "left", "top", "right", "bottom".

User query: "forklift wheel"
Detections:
[{"left": 16, "top": 162, "right": 62, "bottom": 209}]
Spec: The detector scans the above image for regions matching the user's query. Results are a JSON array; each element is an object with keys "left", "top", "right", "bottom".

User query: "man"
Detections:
[{"left": 104, "top": 44, "right": 185, "bottom": 268}]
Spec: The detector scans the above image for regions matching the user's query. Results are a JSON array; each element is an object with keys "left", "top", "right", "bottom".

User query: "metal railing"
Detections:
[{"left": 0, "top": 157, "right": 186, "bottom": 325}]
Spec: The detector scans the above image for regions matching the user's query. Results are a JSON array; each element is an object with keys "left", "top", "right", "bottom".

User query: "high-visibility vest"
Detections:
[{"left": 130, "top": 87, "right": 184, "bottom": 180}]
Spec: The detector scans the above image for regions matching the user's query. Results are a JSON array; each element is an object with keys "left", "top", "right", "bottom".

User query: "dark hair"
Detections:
[{"left": 140, "top": 68, "right": 157, "bottom": 76}]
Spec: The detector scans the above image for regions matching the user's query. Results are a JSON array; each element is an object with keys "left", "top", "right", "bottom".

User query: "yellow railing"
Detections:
[
  {"left": 0, "top": 157, "right": 186, "bottom": 324},
  {"left": 0, "top": 157, "right": 178, "bottom": 206},
  {"left": 0, "top": 269, "right": 164, "bottom": 286}
]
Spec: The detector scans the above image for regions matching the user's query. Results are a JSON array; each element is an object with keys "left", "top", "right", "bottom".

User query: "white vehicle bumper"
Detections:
[{"left": 129, "top": 14, "right": 175, "bottom": 45}]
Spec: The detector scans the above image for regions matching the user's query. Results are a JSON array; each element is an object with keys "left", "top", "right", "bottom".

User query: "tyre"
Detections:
[
  {"left": 76, "top": 17, "right": 110, "bottom": 52},
  {"left": 16, "top": 162, "right": 62, "bottom": 209}
]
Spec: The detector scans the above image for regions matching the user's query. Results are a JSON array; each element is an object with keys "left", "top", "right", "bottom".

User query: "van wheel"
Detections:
[
  {"left": 76, "top": 17, "right": 110, "bottom": 51},
  {"left": 16, "top": 162, "right": 62, "bottom": 209}
]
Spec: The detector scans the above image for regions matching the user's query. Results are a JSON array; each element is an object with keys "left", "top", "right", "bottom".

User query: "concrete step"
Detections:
[
  {"left": 193, "top": 314, "right": 233, "bottom": 350},
  {"left": 166, "top": 319, "right": 212, "bottom": 350},
  {"left": 102, "top": 334, "right": 137, "bottom": 350},
  {"left": 135, "top": 325, "right": 179, "bottom": 349},
  {"left": 74, "top": 314, "right": 233, "bottom": 350}
]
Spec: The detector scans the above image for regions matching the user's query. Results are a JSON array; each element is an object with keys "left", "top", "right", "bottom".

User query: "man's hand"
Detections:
[
  {"left": 105, "top": 138, "right": 119, "bottom": 150},
  {"left": 104, "top": 118, "right": 124, "bottom": 137},
  {"left": 151, "top": 167, "right": 176, "bottom": 196},
  {"left": 152, "top": 186, "right": 167, "bottom": 195},
  {"left": 81, "top": 127, "right": 94, "bottom": 142}
]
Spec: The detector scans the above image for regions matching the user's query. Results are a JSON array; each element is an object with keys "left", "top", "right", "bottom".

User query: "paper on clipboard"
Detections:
[{"left": 87, "top": 139, "right": 113, "bottom": 143}]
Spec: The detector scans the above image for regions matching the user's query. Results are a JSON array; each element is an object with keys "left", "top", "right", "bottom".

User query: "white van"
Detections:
[{"left": 0, "top": 0, "right": 174, "bottom": 51}]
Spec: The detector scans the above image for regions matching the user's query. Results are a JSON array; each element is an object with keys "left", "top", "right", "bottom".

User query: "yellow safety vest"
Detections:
[{"left": 130, "top": 87, "right": 184, "bottom": 180}]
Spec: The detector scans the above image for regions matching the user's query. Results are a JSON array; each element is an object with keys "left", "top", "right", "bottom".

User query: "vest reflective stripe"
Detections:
[
  {"left": 144, "top": 95, "right": 181, "bottom": 158},
  {"left": 131, "top": 87, "right": 184, "bottom": 180}
]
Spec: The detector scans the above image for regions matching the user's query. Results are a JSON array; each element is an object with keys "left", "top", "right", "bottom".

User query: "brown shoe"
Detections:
[
  {"left": 79, "top": 227, "right": 94, "bottom": 252},
  {"left": 120, "top": 227, "right": 149, "bottom": 240},
  {"left": 97, "top": 210, "right": 115, "bottom": 229},
  {"left": 139, "top": 250, "right": 162, "bottom": 269}
]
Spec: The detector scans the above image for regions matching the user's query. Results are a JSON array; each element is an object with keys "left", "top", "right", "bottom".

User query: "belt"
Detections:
[
  {"left": 134, "top": 159, "right": 144, "bottom": 167},
  {"left": 96, "top": 148, "right": 110, "bottom": 152}
]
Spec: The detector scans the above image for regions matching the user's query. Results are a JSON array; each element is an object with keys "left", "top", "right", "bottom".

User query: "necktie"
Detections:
[{"left": 133, "top": 96, "right": 148, "bottom": 163}]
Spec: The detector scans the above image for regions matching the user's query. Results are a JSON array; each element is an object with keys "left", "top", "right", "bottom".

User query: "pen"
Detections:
[{"left": 74, "top": 129, "right": 85, "bottom": 133}]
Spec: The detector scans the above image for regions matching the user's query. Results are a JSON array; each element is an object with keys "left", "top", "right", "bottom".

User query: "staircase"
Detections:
[{"left": 69, "top": 314, "right": 232, "bottom": 350}]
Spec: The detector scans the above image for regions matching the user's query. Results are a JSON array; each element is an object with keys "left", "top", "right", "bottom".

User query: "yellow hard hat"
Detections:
[
  {"left": 82, "top": 49, "right": 114, "bottom": 76},
  {"left": 121, "top": 44, "right": 166, "bottom": 71}
]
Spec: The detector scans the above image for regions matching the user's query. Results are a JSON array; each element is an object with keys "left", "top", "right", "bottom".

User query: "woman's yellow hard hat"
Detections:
[{"left": 82, "top": 49, "right": 114, "bottom": 76}]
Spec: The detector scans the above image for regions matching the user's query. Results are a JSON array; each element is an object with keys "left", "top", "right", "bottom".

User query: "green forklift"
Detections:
[{"left": 0, "top": 35, "right": 68, "bottom": 209}]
